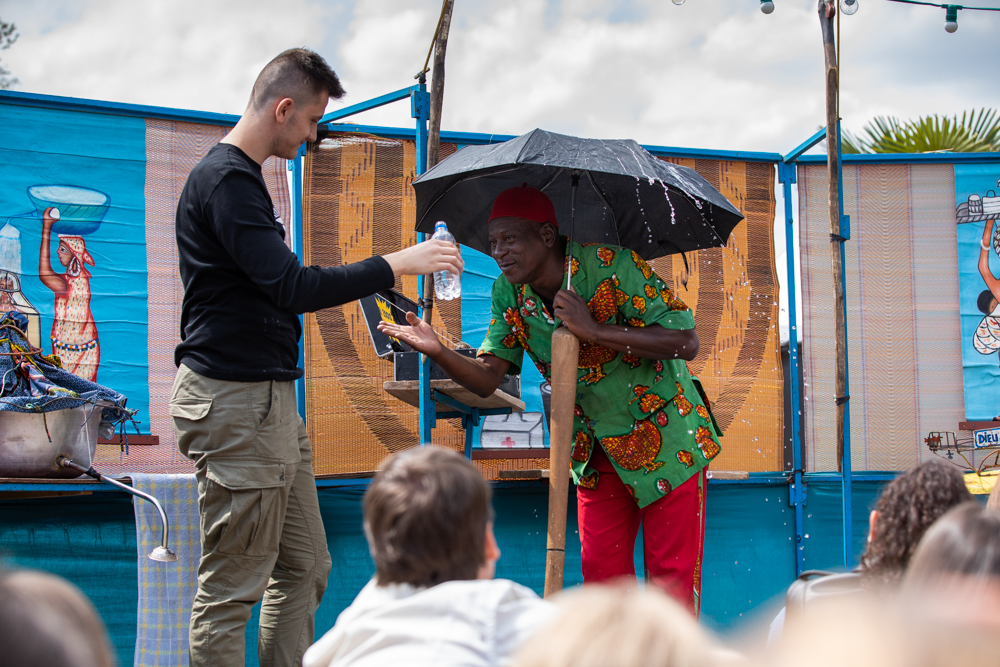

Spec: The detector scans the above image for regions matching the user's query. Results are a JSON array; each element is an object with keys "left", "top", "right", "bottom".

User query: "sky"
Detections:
[
  {"left": 1, "top": 0, "right": 997, "bottom": 342},
  {"left": 2, "top": 0, "right": 998, "bottom": 153}
]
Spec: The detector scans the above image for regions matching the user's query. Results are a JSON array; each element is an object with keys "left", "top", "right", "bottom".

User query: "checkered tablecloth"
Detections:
[{"left": 131, "top": 473, "right": 200, "bottom": 667}]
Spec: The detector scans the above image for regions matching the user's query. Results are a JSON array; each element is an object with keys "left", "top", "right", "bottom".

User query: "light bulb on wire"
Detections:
[
  {"left": 944, "top": 4, "right": 959, "bottom": 31},
  {"left": 840, "top": 0, "right": 859, "bottom": 15},
  {"left": 760, "top": 0, "right": 775, "bottom": 14}
]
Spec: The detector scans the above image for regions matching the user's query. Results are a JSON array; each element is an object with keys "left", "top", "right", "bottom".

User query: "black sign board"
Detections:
[{"left": 358, "top": 289, "right": 420, "bottom": 358}]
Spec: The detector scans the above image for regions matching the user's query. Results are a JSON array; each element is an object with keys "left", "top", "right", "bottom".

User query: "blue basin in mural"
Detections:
[{"left": 26, "top": 185, "right": 110, "bottom": 235}]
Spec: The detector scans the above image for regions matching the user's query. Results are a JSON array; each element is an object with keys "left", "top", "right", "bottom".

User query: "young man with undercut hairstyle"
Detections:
[
  {"left": 303, "top": 446, "right": 552, "bottom": 667},
  {"left": 171, "top": 48, "right": 463, "bottom": 667}
]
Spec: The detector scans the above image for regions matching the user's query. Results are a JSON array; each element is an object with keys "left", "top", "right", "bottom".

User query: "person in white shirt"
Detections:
[{"left": 303, "top": 446, "right": 553, "bottom": 667}]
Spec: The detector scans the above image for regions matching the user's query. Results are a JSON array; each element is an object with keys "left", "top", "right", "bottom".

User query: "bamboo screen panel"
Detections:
[
  {"left": 304, "top": 137, "right": 783, "bottom": 475},
  {"left": 303, "top": 135, "right": 473, "bottom": 476},
  {"left": 105, "top": 119, "right": 291, "bottom": 476},
  {"left": 655, "top": 159, "right": 784, "bottom": 472},
  {"left": 797, "top": 163, "right": 963, "bottom": 472}
]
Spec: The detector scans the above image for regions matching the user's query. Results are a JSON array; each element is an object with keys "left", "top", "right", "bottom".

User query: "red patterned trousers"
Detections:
[{"left": 576, "top": 445, "right": 707, "bottom": 616}]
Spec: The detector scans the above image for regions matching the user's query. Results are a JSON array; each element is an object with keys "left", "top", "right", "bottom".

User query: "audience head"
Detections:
[
  {"left": 905, "top": 501, "right": 1000, "bottom": 581},
  {"left": 513, "top": 585, "right": 713, "bottom": 667},
  {"left": 0, "top": 569, "right": 116, "bottom": 667},
  {"left": 987, "top": 475, "right": 1000, "bottom": 512},
  {"left": 364, "top": 445, "right": 498, "bottom": 588},
  {"left": 859, "top": 458, "right": 971, "bottom": 590},
  {"left": 901, "top": 502, "right": 1000, "bottom": 635},
  {"left": 770, "top": 593, "right": 1000, "bottom": 667}
]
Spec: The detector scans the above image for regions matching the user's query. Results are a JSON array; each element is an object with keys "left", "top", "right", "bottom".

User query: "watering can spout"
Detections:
[{"left": 56, "top": 456, "right": 177, "bottom": 563}]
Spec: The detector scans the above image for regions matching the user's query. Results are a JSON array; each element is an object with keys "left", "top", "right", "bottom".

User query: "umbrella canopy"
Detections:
[{"left": 412, "top": 129, "right": 744, "bottom": 261}]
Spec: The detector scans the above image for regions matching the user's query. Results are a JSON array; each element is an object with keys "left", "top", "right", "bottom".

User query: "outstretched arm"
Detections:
[
  {"left": 378, "top": 311, "right": 511, "bottom": 398},
  {"left": 382, "top": 240, "right": 463, "bottom": 279},
  {"left": 553, "top": 289, "right": 699, "bottom": 361},
  {"left": 980, "top": 220, "right": 1000, "bottom": 305},
  {"left": 38, "top": 208, "right": 67, "bottom": 294}
]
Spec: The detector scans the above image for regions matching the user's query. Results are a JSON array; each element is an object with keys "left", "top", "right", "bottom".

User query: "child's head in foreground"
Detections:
[{"left": 364, "top": 445, "right": 499, "bottom": 587}]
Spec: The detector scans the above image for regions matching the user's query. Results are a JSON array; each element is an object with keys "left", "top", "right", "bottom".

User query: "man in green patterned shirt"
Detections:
[{"left": 378, "top": 185, "right": 721, "bottom": 614}]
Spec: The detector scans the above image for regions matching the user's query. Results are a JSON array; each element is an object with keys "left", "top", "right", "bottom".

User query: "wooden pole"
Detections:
[
  {"left": 427, "top": 0, "right": 453, "bottom": 170},
  {"left": 818, "top": 0, "right": 846, "bottom": 471},
  {"left": 422, "top": 0, "right": 454, "bottom": 324},
  {"left": 543, "top": 325, "right": 579, "bottom": 598}
]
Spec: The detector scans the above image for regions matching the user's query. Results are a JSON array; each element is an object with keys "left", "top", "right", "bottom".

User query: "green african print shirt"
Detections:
[{"left": 478, "top": 240, "right": 723, "bottom": 508}]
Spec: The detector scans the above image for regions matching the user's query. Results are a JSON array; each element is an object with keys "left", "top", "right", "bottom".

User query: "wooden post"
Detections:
[
  {"left": 422, "top": 0, "right": 454, "bottom": 324},
  {"left": 818, "top": 0, "right": 846, "bottom": 471},
  {"left": 544, "top": 325, "right": 580, "bottom": 598},
  {"left": 427, "top": 0, "right": 453, "bottom": 171}
]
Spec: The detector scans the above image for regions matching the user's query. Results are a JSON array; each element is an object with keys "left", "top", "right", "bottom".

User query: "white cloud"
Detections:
[
  {"left": 1, "top": 0, "right": 326, "bottom": 116},
  {"left": 2, "top": 0, "right": 997, "bottom": 151}
]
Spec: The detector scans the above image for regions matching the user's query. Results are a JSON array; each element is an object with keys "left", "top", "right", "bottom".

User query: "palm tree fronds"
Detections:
[{"left": 842, "top": 109, "right": 1000, "bottom": 154}]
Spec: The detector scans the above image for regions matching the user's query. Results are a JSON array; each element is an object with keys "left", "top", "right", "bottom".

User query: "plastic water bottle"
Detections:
[{"left": 432, "top": 221, "right": 461, "bottom": 300}]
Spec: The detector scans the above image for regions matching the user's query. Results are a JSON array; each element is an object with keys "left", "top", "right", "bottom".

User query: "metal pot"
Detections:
[{"left": 0, "top": 405, "right": 106, "bottom": 478}]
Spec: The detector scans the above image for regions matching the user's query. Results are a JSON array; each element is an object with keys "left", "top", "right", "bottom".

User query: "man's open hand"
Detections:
[
  {"left": 384, "top": 239, "right": 464, "bottom": 278},
  {"left": 377, "top": 311, "right": 444, "bottom": 356}
]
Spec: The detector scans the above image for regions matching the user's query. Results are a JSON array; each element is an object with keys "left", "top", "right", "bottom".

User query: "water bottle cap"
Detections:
[{"left": 435, "top": 221, "right": 448, "bottom": 231}]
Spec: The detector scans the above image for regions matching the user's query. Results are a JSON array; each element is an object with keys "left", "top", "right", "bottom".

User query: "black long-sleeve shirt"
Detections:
[{"left": 175, "top": 143, "right": 394, "bottom": 382}]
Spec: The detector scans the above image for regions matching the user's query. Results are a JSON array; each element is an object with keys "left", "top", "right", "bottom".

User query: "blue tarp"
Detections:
[{"left": 0, "top": 480, "right": 890, "bottom": 666}]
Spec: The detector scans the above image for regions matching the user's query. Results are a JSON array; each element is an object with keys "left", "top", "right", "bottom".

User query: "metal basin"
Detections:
[{"left": 0, "top": 406, "right": 103, "bottom": 478}]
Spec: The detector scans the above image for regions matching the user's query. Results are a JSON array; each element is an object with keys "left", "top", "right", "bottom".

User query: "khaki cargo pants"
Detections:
[{"left": 171, "top": 364, "right": 332, "bottom": 667}]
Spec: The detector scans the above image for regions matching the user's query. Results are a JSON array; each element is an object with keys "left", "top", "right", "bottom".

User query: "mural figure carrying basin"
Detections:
[
  {"left": 3, "top": 185, "right": 109, "bottom": 382},
  {"left": 957, "top": 178, "right": 1000, "bottom": 421}
]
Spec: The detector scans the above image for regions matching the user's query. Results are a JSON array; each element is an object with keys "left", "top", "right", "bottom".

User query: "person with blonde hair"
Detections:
[
  {"left": 513, "top": 585, "right": 713, "bottom": 667},
  {"left": 987, "top": 475, "right": 1000, "bottom": 511},
  {"left": 0, "top": 569, "right": 116, "bottom": 667}
]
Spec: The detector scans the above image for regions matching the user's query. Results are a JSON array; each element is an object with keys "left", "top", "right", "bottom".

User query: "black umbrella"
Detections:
[{"left": 412, "top": 128, "right": 744, "bottom": 266}]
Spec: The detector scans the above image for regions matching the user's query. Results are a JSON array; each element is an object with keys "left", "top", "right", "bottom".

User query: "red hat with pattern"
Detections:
[{"left": 488, "top": 184, "right": 558, "bottom": 227}]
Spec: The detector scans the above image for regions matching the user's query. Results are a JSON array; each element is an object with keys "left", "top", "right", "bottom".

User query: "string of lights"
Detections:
[{"left": 755, "top": 0, "right": 1000, "bottom": 32}]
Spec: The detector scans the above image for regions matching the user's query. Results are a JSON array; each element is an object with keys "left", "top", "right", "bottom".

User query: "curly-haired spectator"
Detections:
[{"left": 859, "top": 459, "right": 971, "bottom": 591}]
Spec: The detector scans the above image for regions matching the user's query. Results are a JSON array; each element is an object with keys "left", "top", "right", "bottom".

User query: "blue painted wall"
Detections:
[{"left": 0, "top": 104, "right": 150, "bottom": 431}]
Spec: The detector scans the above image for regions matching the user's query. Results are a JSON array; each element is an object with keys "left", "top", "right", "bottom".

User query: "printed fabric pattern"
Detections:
[{"left": 478, "top": 241, "right": 722, "bottom": 508}]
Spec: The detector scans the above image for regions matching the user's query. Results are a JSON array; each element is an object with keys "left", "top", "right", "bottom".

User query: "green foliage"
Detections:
[
  {"left": 0, "top": 19, "right": 18, "bottom": 91},
  {"left": 842, "top": 109, "right": 1000, "bottom": 154}
]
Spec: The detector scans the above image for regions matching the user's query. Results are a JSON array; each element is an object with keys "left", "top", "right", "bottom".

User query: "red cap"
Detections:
[{"left": 488, "top": 184, "right": 558, "bottom": 227}]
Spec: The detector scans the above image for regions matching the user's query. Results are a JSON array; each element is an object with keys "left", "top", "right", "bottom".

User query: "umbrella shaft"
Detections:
[{"left": 565, "top": 172, "right": 579, "bottom": 291}]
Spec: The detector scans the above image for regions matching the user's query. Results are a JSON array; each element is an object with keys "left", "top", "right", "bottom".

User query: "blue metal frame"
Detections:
[
  {"left": 781, "top": 124, "right": 857, "bottom": 571},
  {"left": 314, "top": 80, "right": 439, "bottom": 445},
  {"left": 292, "top": 145, "right": 308, "bottom": 422},
  {"left": 779, "top": 126, "right": 825, "bottom": 576},
  {"left": 410, "top": 80, "right": 435, "bottom": 445},
  {"left": 0, "top": 89, "right": 240, "bottom": 126},
  {"left": 835, "top": 121, "right": 853, "bottom": 570},
  {"left": 321, "top": 86, "right": 420, "bottom": 124},
  {"left": 1, "top": 469, "right": 896, "bottom": 493},
  {"left": 796, "top": 151, "right": 1000, "bottom": 164},
  {"left": 778, "top": 161, "right": 805, "bottom": 575},
  {"left": 322, "top": 122, "right": 785, "bottom": 163},
  {"left": 432, "top": 389, "right": 511, "bottom": 458}
]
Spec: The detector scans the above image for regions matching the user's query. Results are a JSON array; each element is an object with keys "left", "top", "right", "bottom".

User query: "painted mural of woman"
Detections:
[{"left": 39, "top": 207, "right": 100, "bottom": 381}]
